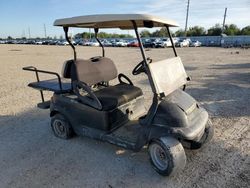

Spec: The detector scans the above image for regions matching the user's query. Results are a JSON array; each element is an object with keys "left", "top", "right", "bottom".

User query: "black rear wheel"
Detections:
[{"left": 51, "top": 114, "right": 74, "bottom": 139}]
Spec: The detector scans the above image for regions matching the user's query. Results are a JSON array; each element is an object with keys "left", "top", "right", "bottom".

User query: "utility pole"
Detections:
[
  {"left": 22, "top": 30, "right": 26, "bottom": 38},
  {"left": 44, "top": 24, "right": 47, "bottom": 39},
  {"left": 184, "top": 0, "right": 190, "bottom": 37},
  {"left": 222, "top": 7, "right": 227, "bottom": 32},
  {"left": 28, "top": 27, "right": 31, "bottom": 39},
  {"left": 89, "top": 28, "right": 91, "bottom": 40},
  {"left": 221, "top": 7, "right": 227, "bottom": 46}
]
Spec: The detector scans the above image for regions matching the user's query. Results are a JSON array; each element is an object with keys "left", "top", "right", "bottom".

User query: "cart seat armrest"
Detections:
[{"left": 73, "top": 81, "right": 102, "bottom": 110}]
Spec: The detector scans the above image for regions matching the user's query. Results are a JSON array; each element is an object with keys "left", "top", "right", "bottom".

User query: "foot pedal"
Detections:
[{"left": 37, "top": 101, "right": 50, "bottom": 109}]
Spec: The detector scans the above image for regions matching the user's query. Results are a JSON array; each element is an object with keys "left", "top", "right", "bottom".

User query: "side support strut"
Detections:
[{"left": 63, "top": 27, "right": 77, "bottom": 60}]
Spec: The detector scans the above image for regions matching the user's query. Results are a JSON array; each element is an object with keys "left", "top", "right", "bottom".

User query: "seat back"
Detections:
[
  {"left": 148, "top": 57, "right": 188, "bottom": 96},
  {"left": 61, "top": 60, "right": 74, "bottom": 78},
  {"left": 61, "top": 57, "right": 118, "bottom": 85},
  {"left": 75, "top": 57, "right": 117, "bottom": 85}
]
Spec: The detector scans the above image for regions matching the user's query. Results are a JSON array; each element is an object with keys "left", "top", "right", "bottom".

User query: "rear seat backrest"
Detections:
[
  {"left": 61, "top": 60, "right": 74, "bottom": 78},
  {"left": 61, "top": 57, "right": 118, "bottom": 85},
  {"left": 75, "top": 57, "right": 117, "bottom": 86},
  {"left": 148, "top": 57, "right": 188, "bottom": 96}
]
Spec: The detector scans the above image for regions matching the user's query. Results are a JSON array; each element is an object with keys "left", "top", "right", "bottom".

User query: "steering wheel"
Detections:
[
  {"left": 132, "top": 60, "right": 145, "bottom": 75},
  {"left": 132, "top": 58, "right": 152, "bottom": 75},
  {"left": 118, "top": 73, "right": 133, "bottom": 85}
]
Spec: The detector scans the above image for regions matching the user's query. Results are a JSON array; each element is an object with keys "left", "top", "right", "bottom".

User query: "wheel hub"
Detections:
[
  {"left": 150, "top": 144, "right": 168, "bottom": 171},
  {"left": 158, "top": 148, "right": 166, "bottom": 160},
  {"left": 53, "top": 119, "right": 66, "bottom": 136}
]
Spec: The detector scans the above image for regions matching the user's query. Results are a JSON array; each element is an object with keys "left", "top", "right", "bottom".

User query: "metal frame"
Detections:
[
  {"left": 63, "top": 27, "right": 106, "bottom": 59},
  {"left": 165, "top": 26, "right": 188, "bottom": 90},
  {"left": 166, "top": 26, "right": 177, "bottom": 57},
  {"left": 23, "top": 66, "right": 63, "bottom": 102},
  {"left": 94, "top": 28, "right": 105, "bottom": 57},
  {"left": 132, "top": 20, "right": 160, "bottom": 126},
  {"left": 61, "top": 21, "right": 179, "bottom": 126},
  {"left": 63, "top": 27, "right": 76, "bottom": 60}
]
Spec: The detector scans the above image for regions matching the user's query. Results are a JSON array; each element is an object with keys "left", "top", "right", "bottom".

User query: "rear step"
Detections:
[{"left": 37, "top": 101, "right": 50, "bottom": 109}]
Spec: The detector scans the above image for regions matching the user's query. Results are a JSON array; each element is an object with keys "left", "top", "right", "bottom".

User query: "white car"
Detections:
[
  {"left": 115, "top": 39, "right": 128, "bottom": 47},
  {"left": 173, "top": 38, "right": 179, "bottom": 45},
  {"left": 162, "top": 38, "right": 172, "bottom": 47},
  {"left": 57, "top": 40, "right": 69, "bottom": 45},
  {"left": 191, "top": 40, "right": 202, "bottom": 47},
  {"left": 101, "top": 40, "right": 112, "bottom": 47},
  {"left": 35, "top": 41, "right": 43, "bottom": 45},
  {"left": 85, "top": 40, "right": 99, "bottom": 46},
  {"left": 90, "top": 41, "right": 99, "bottom": 46},
  {"left": 176, "top": 38, "right": 191, "bottom": 47}
]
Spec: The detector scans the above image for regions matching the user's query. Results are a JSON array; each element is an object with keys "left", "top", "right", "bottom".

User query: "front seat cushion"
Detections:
[{"left": 94, "top": 83, "right": 143, "bottom": 110}]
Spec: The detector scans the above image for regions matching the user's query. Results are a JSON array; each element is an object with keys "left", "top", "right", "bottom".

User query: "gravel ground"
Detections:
[{"left": 0, "top": 45, "right": 249, "bottom": 188}]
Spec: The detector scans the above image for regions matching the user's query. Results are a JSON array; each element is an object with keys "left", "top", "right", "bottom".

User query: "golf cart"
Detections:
[{"left": 23, "top": 14, "right": 213, "bottom": 176}]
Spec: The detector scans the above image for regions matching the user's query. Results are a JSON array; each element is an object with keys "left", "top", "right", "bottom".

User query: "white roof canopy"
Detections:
[{"left": 54, "top": 14, "right": 179, "bottom": 29}]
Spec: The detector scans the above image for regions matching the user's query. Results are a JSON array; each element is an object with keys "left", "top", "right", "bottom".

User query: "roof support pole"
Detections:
[
  {"left": 131, "top": 20, "right": 159, "bottom": 126},
  {"left": 131, "top": 20, "right": 147, "bottom": 65},
  {"left": 166, "top": 26, "right": 177, "bottom": 57},
  {"left": 131, "top": 20, "right": 157, "bottom": 93},
  {"left": 63, "top": 27, "right": 76, "bottom": 61},
  {"left": 94, "top": 28, "right": 105, "bottom": 57}
]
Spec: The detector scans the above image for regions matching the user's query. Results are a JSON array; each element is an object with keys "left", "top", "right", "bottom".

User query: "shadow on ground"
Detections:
[
  {"left": 211, "top": 63, "right": 250, "bottom": 69},
  {"left": 186, "top": 63, "right": 250, "bottom": 117}
]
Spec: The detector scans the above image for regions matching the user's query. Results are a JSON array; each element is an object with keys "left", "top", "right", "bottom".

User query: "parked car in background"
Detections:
[
  {"left": 162, "top": 38, "right": 172, "bottom": 47},
  {"left": 35, "top": 40, "right": 43, "bottom": 45},
  {"left": 90, "top": 40, "right": 99, "bottom": 46},
  {"left": 101, "top": 39, "right": 112, "bottom": 47},
  {"left": 154, "top": 40, "right": 165, "bottom": 48},
  {"left": 173, "top": 37, "right": 179, "bottom": 45},
  {"left": 115, "top": 39, "right": 128, "bottom": 47},
  {"left": 57, "top": 40, "right": 69, "bottom": 45},
  {"left": 143, "top": 38, "right": 160, "bottom": 48},
  {"left": 84, "top": 40, "right": 92, "bottom": 46},
  {"left": 75, "top": 39, "right": 84, "bottom": 45},
  {"left": 142, "top": 39, "right": 152, "bottom": 48},
  {"left": 176, "top": 38, "right": 191, "bottom": 47},
  {"left": 84, "top": 39, "right": 99, "bottom": 46},
  {"left": 154, "top": 38, "right": 172, "bottom": 48},
  {"left": 191, "top": 40, "right": 202, "bottom": 47},
  {"left": 127, "top": 40, "right": 139, "bottom": 47}
]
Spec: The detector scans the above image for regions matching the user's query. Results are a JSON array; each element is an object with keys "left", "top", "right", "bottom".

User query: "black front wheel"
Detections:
[
  {"left": 51, "top": 114, "right": 74, "bottom": 139},
  {"left": 149, "top": 137, "right": 186, "bottom": 176}
]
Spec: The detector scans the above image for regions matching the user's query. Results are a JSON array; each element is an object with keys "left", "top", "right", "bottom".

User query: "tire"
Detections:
[
  {"left": 51, "top": 114, "right": 74, "bottom": 139},
  {"left": 190, "top": 119, "right": 214, "bottom": 149},
  {"left": 149, "top": 137, "right": 186, "bottom": 176},
  {"left": 204, "top": 119, "right": 214, "bottom": 144}
]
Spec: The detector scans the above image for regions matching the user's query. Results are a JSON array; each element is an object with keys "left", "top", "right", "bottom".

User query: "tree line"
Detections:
[
  {"left": 2, "top": 24, "right": 249, "bottom": 40},
  {"left": 141, "top": 24, "right": 250, "bottom": 37},
  {"left": 74, "top": 32, "right": 134, "bottom": 39},
  {"left": 75, "top": 24, "right": 250, "bottom": 39}
]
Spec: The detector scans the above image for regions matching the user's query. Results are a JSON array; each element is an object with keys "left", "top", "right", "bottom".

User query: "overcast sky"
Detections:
[{"left": 0, "top": 0, "right": 249, "bottom": 38}]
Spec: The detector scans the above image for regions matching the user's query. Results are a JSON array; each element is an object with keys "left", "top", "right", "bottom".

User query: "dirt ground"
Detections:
[{"left": 0, "top": 45, "right": 249, "bottom": 188}]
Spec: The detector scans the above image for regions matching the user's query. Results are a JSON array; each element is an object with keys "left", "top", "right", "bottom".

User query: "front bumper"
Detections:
[{"left": 171, "top": 108, "right": 208, "bottom": 140}]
